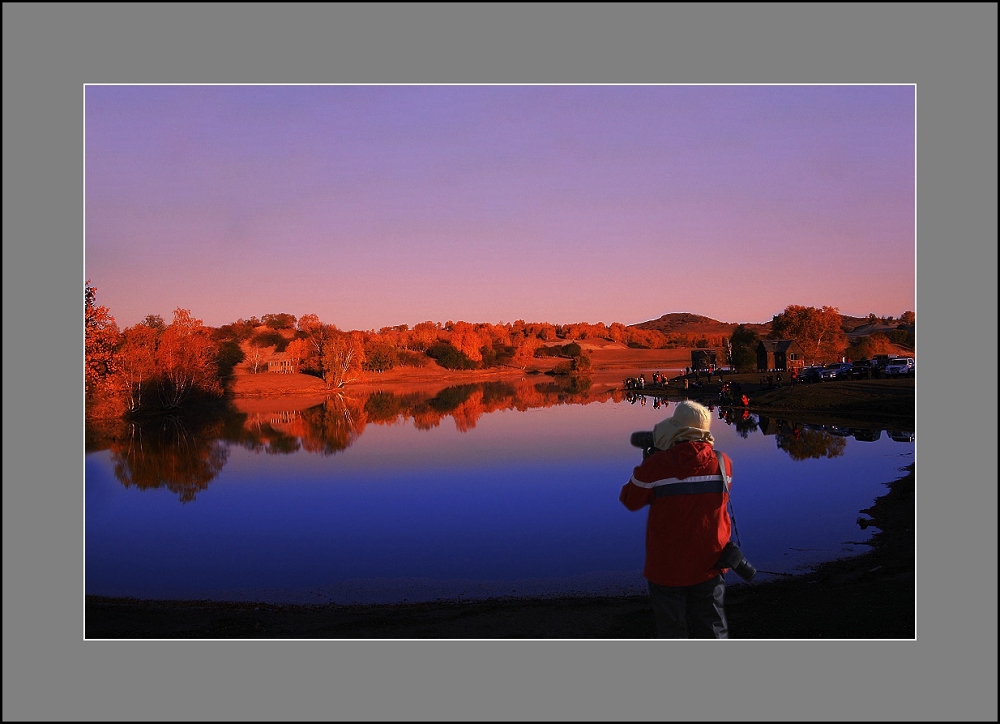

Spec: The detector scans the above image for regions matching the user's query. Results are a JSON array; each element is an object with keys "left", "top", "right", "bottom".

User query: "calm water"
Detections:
[{"left": 85, "top": 381, "right": 915, "bottom": 604}]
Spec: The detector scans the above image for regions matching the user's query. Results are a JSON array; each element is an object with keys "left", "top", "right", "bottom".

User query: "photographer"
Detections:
[{"left": 619, "top": 400, "right": 735, "bottom": 638}]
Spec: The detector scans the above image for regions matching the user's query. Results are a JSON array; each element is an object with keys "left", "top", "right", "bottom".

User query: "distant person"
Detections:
[{"left": 619, "top": 401, "right": 735, "bottom": 638}]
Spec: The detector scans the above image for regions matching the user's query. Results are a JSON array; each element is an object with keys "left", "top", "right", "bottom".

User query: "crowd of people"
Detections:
[{"left": 623, "top": 371, "right": 673, "bottom": 390}]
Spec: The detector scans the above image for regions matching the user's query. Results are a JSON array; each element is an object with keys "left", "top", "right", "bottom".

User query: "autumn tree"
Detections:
[
  {"left": 322, "top": 330, "right": 366, "bottom": 388},
  {"left": 284, "top": 337, "right": 311, "bottom": 373},
  {"left": 115, "top": 323, "right": 159, "bottom": 412},
  {"left": 364, "top": 336, "right": 399, "bottom": 373},
  {"left": 608, "top": 322, "right": 628, "bottom": 344},
  {"left": 448, "top": 321, "right": 485, "bottom": 363},
  {"left": 728, "top": 325, "right": 760, "bottom": 372},
  {"left": 510, "top": 335, "right": 542, "bottom": 369},
  {"left": 770, "top": 305, "right": 848, "bottom": 363},
  {"left": 155, "top": 308, "right": 221, "bottom": 408},
  {"left": 142, "top": 314, "right": 166, "bottom": 331},
  {"left": 262, "top": 312, "right": 297, "bottom": 330},
  {"left": 410, "top": 321, "right": 439, "bottom": 351},
  {"left": 296, "top": 313, "right": 340, "bottom": 380},
  {"left": 244, "top": 339, "right": 273, "bottom": 374},
  {"left": 85, "top": 281, "right": 121, "bottom": 403}
]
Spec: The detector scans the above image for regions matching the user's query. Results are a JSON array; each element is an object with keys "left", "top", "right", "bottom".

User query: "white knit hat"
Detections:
[{"left": 653, "top": 400, "right": 714, "bottom": 450}]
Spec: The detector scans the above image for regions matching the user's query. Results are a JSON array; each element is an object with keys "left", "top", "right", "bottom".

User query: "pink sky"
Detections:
[{"left": 85, "top": 85, "right": 915, "bottom": 330}]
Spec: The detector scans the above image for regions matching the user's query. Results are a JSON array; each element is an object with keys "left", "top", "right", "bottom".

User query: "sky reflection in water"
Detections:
[{"left": 85, "top": 384, "right": 914, "bottom": 604}]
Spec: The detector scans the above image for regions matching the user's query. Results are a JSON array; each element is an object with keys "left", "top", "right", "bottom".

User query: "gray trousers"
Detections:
[{"left": 648, "top": 575, "right": 728, "bottom": 639}]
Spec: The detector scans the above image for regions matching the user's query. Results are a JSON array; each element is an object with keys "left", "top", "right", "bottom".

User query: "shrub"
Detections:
[
  {"left": 426, "top": 342, "right": 479, "bottom": 370},
  {"left": 262, "top": 313, "right": 297, "bottom": 330},
  {"left": 251, "top": 330, "right": 288, "bottom": 351},
  {"left": 216, "top": 340, "right": 245, "bottom": 377}
]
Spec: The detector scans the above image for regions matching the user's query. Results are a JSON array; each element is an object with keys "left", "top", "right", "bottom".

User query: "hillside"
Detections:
[
  {"left": 631, "top": 312, "right": 770, "bottom": 338},
  {"left": 631, "top": 311, "right": 913, "bottom": 342}
]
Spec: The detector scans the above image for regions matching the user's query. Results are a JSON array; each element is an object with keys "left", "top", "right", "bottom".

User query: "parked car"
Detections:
[
  {"left": 796, "top": 366, "right": 821, "bottom": 383},
  {"left": 885, "top": 357, "right": 915, "bottom": 377},
  {"left": 819, "top": 362, "right": 850, "bottom": 381},
  {"left": 849, "top": 359, "right": 874, "bottom": 379}
]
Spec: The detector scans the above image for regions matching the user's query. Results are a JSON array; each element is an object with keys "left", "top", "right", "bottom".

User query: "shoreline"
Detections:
[{"left": 84, "top": 548, "right": 914, "bottom": 639}]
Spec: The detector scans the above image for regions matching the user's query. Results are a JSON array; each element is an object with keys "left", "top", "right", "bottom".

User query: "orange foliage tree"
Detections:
[
  {"left": 322, "top": 330, "right": 366, "bottom": 388},
  {"left": 85, "top": 281, "right": 122, "bottom": 415},
  {"left": 155, "top": 308, "right": 221, "bottom": 408},
  {"left": 115, "top": 322, "right": 159, "bottom": 413},
  {"left": 511, "top": 335, "right": 542, "bottom": 369},
  {"left": 448, "top": 321, "right": 485, "bottom": 363},
  {"left": 770, "top": 305, "right": 848, "bottom": 363}
]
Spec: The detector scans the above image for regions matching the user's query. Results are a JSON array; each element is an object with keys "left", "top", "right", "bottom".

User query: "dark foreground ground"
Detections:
[{"left": 87, "top": 468, "right": 914, "bottom": 640}]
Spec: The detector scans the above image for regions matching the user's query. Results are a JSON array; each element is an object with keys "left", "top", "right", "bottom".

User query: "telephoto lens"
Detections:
[
  {"left": 715, "top": 542, "right": 757, "bottom": 582},
  {"left": 630, "top": 431, "right": 655, "bottom": 449}
]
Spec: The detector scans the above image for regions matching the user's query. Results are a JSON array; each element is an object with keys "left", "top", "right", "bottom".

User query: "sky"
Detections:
[{"left": 85, "top": 85, "right": 915, "bottom": 330}]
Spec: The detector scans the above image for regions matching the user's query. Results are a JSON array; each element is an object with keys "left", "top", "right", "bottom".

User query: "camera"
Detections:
[
  {"left": 630, "top": 430, "right": 656, "bottom": 458},
  {"left": 715, "top": 542, "right": 757, "bottom": 582}
]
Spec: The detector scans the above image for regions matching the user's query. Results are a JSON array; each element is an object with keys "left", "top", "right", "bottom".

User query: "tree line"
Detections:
[{"left": 86, "top": 281, "right": 915, "bottom": 419}]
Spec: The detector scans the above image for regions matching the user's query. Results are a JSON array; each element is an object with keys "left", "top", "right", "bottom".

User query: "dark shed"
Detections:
[{"left": 756, "top": 340, "right": 806, "bottom": 371}]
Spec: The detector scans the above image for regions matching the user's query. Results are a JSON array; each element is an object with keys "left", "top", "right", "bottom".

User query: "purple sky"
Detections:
[{"left": 85, "top": 85, "right": 915, "bottom": 330}]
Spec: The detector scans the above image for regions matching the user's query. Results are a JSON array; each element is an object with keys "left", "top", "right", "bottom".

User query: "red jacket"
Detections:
[{"left": 619, "top": 440, "right": 733, "bottom": 587}]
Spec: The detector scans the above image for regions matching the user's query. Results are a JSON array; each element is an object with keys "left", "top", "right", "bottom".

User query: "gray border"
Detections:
[{"left": 4, "top": 2, "right": 997, "bottom": 721}]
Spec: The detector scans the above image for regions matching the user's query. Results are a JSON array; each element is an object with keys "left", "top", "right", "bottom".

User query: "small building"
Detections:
[
  {"left": 690, "top": 349, "right": 718, "bottom": 371},
  {"left": 267, "top": 353, "right": 296, "bottom": 374},
  {"left": 756, "top": 340, "right": 806, "bottom": 372}
]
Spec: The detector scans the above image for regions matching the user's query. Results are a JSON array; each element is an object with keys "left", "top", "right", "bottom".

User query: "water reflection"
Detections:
[
  {"left": 96, "top": 379, "right": 617, "bottom": 500},
  {"left": 94, "top": 382, "right": 915, "bottom": 502},
  {"left": 87, "top": 385, "right": 916, "bottom": 604},
  {"left": 109, "top": 415, "right": 230, "bottom": 503}
]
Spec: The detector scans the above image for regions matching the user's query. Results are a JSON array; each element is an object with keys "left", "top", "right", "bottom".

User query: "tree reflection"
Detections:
[
  {"left": 296, "top": 392, "right": 370, "bottom": 455},
  {"left": 100, "top": 379, "right": 833, "bottom": 501},
  {"left": 775, "top": 427, "right": 847, "bottom": 460},
  {"left": 110, "top": 415, "right": 229, "bottom": 503},
  {"left": 717, "top": 407, "right": 759, "bottom": 438}
]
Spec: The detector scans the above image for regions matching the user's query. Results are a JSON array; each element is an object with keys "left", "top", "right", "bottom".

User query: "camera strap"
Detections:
[
  {"left": 715, "top": 449, "right": 743, "bottom": 549},
  {"left": 714, "top": 450, "right": 731, "bottom": 492}
]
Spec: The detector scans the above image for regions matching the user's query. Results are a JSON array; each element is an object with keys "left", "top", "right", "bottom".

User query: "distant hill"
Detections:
[
  {"left": 631, "top": 313, "right": 770, "bottom": 339},
  {"left": 632, "top": 311, "right": 911, "bottom": 342}
]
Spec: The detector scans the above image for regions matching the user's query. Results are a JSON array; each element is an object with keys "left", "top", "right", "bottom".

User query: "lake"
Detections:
[{"left": 85, "top": 380, "right": 915, "bottom": 605}]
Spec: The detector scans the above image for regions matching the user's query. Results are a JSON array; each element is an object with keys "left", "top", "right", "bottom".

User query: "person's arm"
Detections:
[{"left": 619, "top": 465, "right": 653, "bottom": 510}]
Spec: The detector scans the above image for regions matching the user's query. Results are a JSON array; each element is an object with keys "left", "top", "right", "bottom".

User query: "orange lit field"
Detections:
[{"left": 229, "top": 343, "right": 703, "bottom": 398}]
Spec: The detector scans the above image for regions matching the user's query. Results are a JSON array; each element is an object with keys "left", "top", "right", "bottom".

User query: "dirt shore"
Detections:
[{"left": 86, "top": 467, "right": 914, "bottom": 640}]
